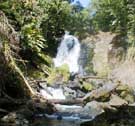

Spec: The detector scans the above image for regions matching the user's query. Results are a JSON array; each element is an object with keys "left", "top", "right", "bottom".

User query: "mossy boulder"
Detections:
[
  {"left": 47, "top": 64, "right": 70, "bottom": 84},
  {"left": 116, "top": 84, "right": 135, "bottom": 103},
  {"left": 82, "top": 82, "right": 93, "bottom": 91}
]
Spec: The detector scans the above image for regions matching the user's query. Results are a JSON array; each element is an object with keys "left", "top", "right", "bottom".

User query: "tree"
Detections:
[
  {"left": 91, "top": 0, "right": 135, "bottom": 35},
  {"left": 91, "top": 0, "right": 135, "bottom": 59},
  {"left": 39, "top": 0, "right": 72, "bottom": 55}
]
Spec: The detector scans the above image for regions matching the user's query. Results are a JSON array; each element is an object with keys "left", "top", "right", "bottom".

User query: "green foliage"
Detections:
[
  {"left": 47, "top": 64, "right": 70, "bottom": 84},
  {"left": 91, "top": 0, "right": 135, "bottom": 59},
  {"left": 39, "top": 0, "right": 72, "bottom": 55},
  {"left": 67, "top": 8, "right": 93, "bottom": 38},
  {"left": 39, "top": 0, "right": 93, "bottom": 53},
  {"left": 0, "top": 0, "right": 94, "bottom": 80},
  {"left": 21, "top": 23, "right": 46, "bottom": 53},
  {"left": 27, "top": 66, "right": 46, "bottom": 79},
  {"left": 0, "top": 0, "right": 93, "bottom": 47},
  {"left": 91, "top": 0, "right": 135, "bottom": 35},
  {"left": 0, "top": 0, "right": 51, "bottom": 73}
]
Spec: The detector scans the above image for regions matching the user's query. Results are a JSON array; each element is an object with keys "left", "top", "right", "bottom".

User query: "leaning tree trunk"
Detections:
[{"left": 0, "top": 11, "right": 34, "bottom": 98}]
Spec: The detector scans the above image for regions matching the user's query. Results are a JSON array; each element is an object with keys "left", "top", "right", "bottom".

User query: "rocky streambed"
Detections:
[
  {"left": 30, "top": 75, "right": 135, "bottom": 126},
  {"left": 1, "top": 75, "right": 135, "bottom": 126}
]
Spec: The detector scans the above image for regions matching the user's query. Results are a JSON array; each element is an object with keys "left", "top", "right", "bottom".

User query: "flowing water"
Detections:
[
  {"left": 36, "top": 33, "right": 93, "bottom": 126},
  {"left": 33, "top": 33, "right": 135, "bottom": 126},
  {"left": 53, "top": 33, "right": 81, "bottom": 74},
  {"left": 33, "top": 119, "right": 80, "bottom": 126}
]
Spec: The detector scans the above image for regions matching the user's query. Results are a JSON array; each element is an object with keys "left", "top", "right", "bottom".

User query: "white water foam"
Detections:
[
  {"left": 53, "top": 33, "right": 81, "bottom": 74},
  {"left": 40, "top": 87, "right": 66, "bottom": 100}
]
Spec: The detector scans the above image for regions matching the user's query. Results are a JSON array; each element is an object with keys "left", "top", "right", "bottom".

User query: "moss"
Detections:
[
  {"left": 116, "top": 85, "right": 135, "bottom": 103},
  {"left": 37, "top": 52, "right": 52, "bottom": 66},
  {"left": 82, "top": 82, "right": 93, "bottom": 91},
  {"left": 27, "top": 68, "right": 45, "bottom": 79},
  {"left": 47, "top": 64, "right": 70, "bottom": 84}
]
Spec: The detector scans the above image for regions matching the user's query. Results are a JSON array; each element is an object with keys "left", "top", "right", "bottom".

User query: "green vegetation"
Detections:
[
  {"left": 47, "top": 64, "right": 70, "bottom": 84},
  {"left": 0, "top": 0, "right": 134, "bottom": 93},
  {"left": 0, "top": 0, "right": 94, "bottom": 102},
  {"left": 0, "top": 0, "right": 135, "bottom": 125},
  {"left": 91, "top": 0, "right": 135, "bottom": 34},
  {"left": 0, "top": 0, "right": 134, "bottom": 94},
  {"left": 90, "top": 0, "right": 135, "bottom": 59},
  {"left": 82, "top": 81, "right": 93, "bottom": 91}
]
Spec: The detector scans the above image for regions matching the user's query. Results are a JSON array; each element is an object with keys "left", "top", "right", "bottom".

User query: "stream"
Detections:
[
  {"left": 33, "top": 118, "right": 81, "bottom": 126},
  {"left": 32, "top": 33, "right": 102, "bottom": 126},
  {"left": 31, "top": 33, "right": 135, "bottom": 126},
  {"left": 32, "top": 82, "right": 105, "bottom": 126}
]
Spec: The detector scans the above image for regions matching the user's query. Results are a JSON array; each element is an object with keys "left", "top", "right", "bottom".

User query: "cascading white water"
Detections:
[{"left": 53, "top": 33, "right": 81, "bottom": 74}]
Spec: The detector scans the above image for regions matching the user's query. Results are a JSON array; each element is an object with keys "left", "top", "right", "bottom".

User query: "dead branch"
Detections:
[
  {"left": 78, "top": 75, "right": 107, "bottom": 80},
  {"left": 47, "top": 98, "right": 83, "bottom": 105}
]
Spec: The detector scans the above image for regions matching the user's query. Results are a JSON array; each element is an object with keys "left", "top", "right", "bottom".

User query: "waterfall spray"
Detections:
[{"left": 53, "top": 32, "right": 81, "bottom": 74}]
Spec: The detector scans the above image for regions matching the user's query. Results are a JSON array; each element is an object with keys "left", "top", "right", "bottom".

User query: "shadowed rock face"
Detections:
[{"left": 66, "top": 37, "right": 75, "bottom": 51}]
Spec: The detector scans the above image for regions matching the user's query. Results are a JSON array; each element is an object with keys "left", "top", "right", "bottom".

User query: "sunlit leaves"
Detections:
[{"left": 91, "top": 0, "right": 135, "bottom": 36}]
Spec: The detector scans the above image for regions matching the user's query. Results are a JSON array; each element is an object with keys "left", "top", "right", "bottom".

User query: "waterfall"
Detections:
[{"left": 53, "top": 33, "right": 81, "bottom": 74}]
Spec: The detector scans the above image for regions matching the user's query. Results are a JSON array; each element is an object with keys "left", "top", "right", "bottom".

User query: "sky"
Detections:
[
  {"left": 74, "top": 0, "right": 90, "bottom": 7},
  {"left": 79, "top": 0, "right": 90, "bottom": 7}
]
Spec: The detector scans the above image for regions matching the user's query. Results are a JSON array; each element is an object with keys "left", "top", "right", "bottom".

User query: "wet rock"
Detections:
[
  {"left": 17, "top": 107, "right": 34, "bottom": 120},
  {"left": 116, "top": 84, "right": 135, "bottom": 103},
  {"left": 67, "top": 80, "right": 82, "bottom": 90},
  {"left": 83, "top": 82, "right": 119, "bottom": 101},
  {"left": 81, "top": 105, "right": 135, "bottom": 126},
  {"left": 125, "top": 94, "right": 135, "bottom": 103},
  {"left": 63, "top": 87, "right": 77, "bottom": 99},
  {"left": 109, "top": 94, "right": 128, "bottom": 106},
  {"left": 76, "top": 89, "right": 86, "bottom": 98},
  {"left": 1, "top": 112, "right": 29, "bottom": 126},
  {"left": 83, "top": 101, "right": 104, "bottom": 118}
]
